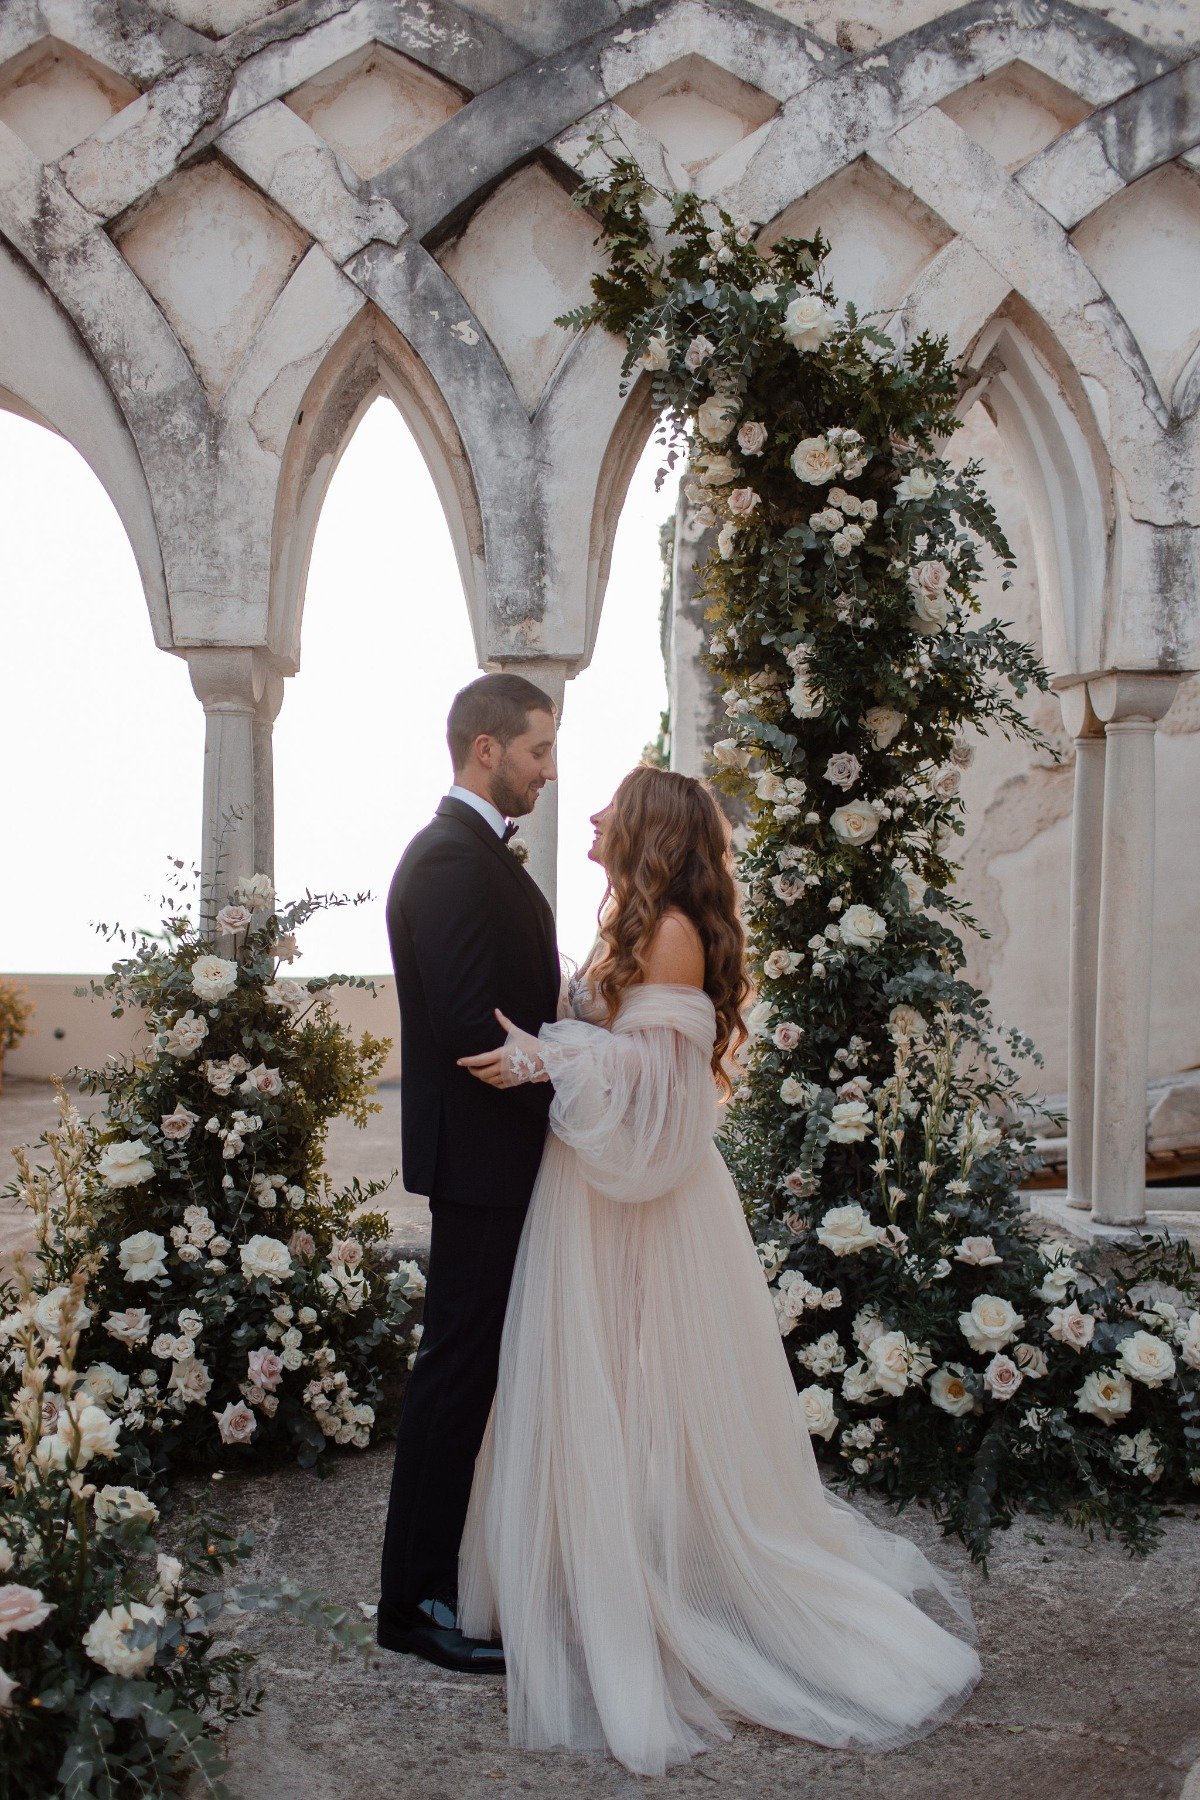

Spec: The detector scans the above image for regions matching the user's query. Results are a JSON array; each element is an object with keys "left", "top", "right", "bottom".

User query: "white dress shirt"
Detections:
[{"left": 447, "top": 784, "right": 508, "bottom": 839}]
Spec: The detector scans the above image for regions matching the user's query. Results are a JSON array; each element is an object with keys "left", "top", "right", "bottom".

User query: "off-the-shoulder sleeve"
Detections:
[{"left": 536, "top": 986, "right": 718, "bottom": 1203}]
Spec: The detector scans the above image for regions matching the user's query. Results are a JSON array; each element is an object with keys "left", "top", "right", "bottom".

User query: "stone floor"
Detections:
[
  {"left": 201, "top": 1442, "right": 1200, "bottom": 1800},
  {"left": 0, "top": 1076, "right": 430, "bottom": 1273}
]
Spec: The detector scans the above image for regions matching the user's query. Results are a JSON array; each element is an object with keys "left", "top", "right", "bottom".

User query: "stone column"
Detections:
[
  {"left": 494, "top": 658, "right": 571, "bottom": 912},
  {"left": 1058, "top": 684, "right": 1106, "bottom": 1211},
  {"left": 1087, "top": 671, "right": 1181, "bottom": 1226},
  {"left": 186, "top": 649, "right": 280, "bottom": 923}
]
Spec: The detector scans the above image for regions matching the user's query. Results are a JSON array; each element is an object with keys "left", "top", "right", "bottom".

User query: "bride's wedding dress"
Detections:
[{"left": 458, "top": 980, "right": 981, "bottom": 1776}]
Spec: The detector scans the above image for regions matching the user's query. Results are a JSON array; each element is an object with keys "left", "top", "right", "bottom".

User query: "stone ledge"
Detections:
[{"left": 1026, "top": 1190, "right": 1200, "bottom": 1249}]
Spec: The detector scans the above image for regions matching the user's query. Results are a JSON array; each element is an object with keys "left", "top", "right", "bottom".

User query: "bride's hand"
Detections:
[{"left": 458, "top": 1010, "right": 549, "bottom": 1087}]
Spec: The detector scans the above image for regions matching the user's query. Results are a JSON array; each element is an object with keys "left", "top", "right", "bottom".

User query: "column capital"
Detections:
[
  {"left": 185, "top": 647, "right": 277, "bottom": 715},
  {"left": 1088, "top": 671, "right": 1182, "bottom": 727},
  {"left": 1057, "top": 681, "right": 1104, "bottom": 740}
]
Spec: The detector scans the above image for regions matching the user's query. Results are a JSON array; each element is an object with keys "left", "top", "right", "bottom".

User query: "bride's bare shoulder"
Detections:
[{"left": 644, "top": 910, "right": 705, "bottom": 988}]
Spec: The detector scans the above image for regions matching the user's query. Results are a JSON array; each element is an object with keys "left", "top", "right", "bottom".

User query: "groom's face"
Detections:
[{"left": 489, "top": 709, "right": 558, "bottom": 818}]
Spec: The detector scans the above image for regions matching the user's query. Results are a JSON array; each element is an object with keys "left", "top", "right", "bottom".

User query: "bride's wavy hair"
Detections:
[{"left": 595, "top": 765, "right": 750, "bottom": 1093}]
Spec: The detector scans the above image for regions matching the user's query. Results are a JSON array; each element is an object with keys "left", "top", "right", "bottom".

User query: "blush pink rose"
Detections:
[
  {"left": 773, "top": 1022, "right": 802, "bottom": 1051},
  {"left": 247, "top": 1348, "right": 284, "bottom": 1392},
  {"left": 213, "top": 1401, "right": 257, "bottom": 1446},
  {"left": 0, "top": 1584, "right": 55, "bottom": 1638},
  {"left": 737, "top": 421, "right": 767, "bottom": 456},
  {"left": 288, "top": 1230, "right": 316, "bottom": 1260}
]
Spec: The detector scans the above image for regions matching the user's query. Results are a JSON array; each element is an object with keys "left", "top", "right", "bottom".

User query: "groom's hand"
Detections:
[{"left": 458, "top": 1010, "right": 549, "bottom": 1088}]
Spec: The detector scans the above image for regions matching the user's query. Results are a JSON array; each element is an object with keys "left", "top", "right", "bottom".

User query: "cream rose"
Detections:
[
  {"left": 94, "top": 1485, "right": 159, "bottom": 1526},
  {"left": 0, "top": 1584, "right": 55, "bottom": 1638},
  {"left": 103, "top": 1307, "right": 150, "bottom": 1347},
  {"left": 816, "top": 1203, "right": 882, "bottom": 1256},
  {"left": 798, "top": 1384, "right": 838, "bottom": 1440},
  {"left": 1013, "top": 1342, "right": 1049, "bottom": 1378},
  {"left": 838, "top": 905, "right": 886, "bottom": 950},
  {"left": 830, "top": 800, "right": 880, "bottom": 846},
  {"left": 79, "top": 1363, "right": 129, "bottom": 1408},
  {"left": 894, "top": 467, "right": 938, "bottom": 502},
  {"left": 763, "top": 949, "right": 802, "bottom": 980},
  {"left": 33, "top": 1284, "right": 91, "bottom": 1341},
  {"left": 828, "top": 1100, "right": 872, "bottom": 1143},
  {"left": 683, "top": 334, "right": 715, "bottom": 370},
  {"left": 215, "top": 904, "right": 253, "bottom": 933},
  {"left": 98, "top": 1139, "right": 155, "bottom": 1189},
  {"left": 161, "top": 1010, "right": 208, "bottom": 1057},
  {"left": 1047, "top": 1300, "right": 1095, "bottom": 1351},
  {"left": 117, "top": 1231, "right": 168, "bottom": 1284},
  {"left": 640, "top": 333, "right": 670, "bottom": 371},
  {"left": 954, "top": 1235, "right": 1002, "bottom": 1267},
  {"left": 788, "top": 675, "right": 825, "bottom": 720},
  {"left": 780, "top": 1077, "right": 807, "bottom": 1106},
  {"left": 959, "top": 1294, "right": 1024, "bottom": 1354},
  {"left": 697, "top": 395, "right": 738, "bottom": 442},
  {"left": 737, "top": 420, "right": 767, "bottom": 456},
  {"left": 773, "top": 1021, "right": 802, "bottom": 1051},
  {"left": 1075, "top": 1368, "right": 1133, "bottom": 1425},
  {"left": 1116, "top": 1330, "right": 1176, "bottom": 1387},
  {"left": 160, "top": 1103, "right": 198, "bottom": 1142},
  {"left": 782, "top": 294, "right": 836, "bottom": 351},
  {"left": 54, "top": 1402, "right": 121, "bottom": 1466},
  {"left": 168, "top": 1358, "right": 213, "bottom": 1406},
  {"left": 728, "top": 485, "right": 759, "bottom": 518},
  {"left": 930, "top": 1364, "right": 977, "bottom": 1417},
  {"left": 790, "top": 434, "right": 840, "bottom": 484},
  {"left": 233, "top": 872, "right": 274, "bottom": 911},
  {"left": 191, "top": 955, "right": 238, "bottom": 1002},
  {"left": 83, "top": 1602, "right": 162, "bottom": 1677},
  {"left": 696, "top": 452, "right": 738, "bottom": 487},
  {"left": 867, "top": 1330, "right": 930, "bottom": 1397},
  {"left": 841, "top": 1360, "right": 877, "bottom": 1403},
  {"left": 239, "top": 1235, "right": 293, "bottom": 1283},
  {"left": 862, "top": 705, "right": 904, "bottom": 749}
]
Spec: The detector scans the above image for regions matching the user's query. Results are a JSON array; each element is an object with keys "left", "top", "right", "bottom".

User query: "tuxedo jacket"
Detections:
[{"left": 386, "top": 796, "right": 560, "bottom": 1211}]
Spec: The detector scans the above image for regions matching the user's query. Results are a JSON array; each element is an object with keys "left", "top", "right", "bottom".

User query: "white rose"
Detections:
[
  {"left": 191, "top": 955, "right": 238, "bottom": 1002},
  {"left": 824, "top": 752, "right": 860, "bottom": 791},
  {"left": 83, "top": 1602, "right": 161, "bottom": 1678},
  {"left": 98, "top": 1139, "right": 155, "bottom": 1189},
  {"left": 816, "top": 1203, "right": 882, "bottom": 1256},
  {"left": 894, "top": 467, "right": 938, "bottom": 502},
  {"left": 841, "top": 1359, "right": 877, "bottom": 1403},
  {"left": 798, "top": 1384, "right": 838, "bottom": 1440},
  {"left": 94, "top": 1485, "right": 158, "bottom": 1526},
  {"left": 1048, "top": 1300, "right": 1096, "bottom": 1351},
  {"left": 233, "top": 872, "right": 275, "bottom": 911},
  {"left": 161, "top": 1010, "right": 208, "bottom": 1058},
  {"left": 711, "top": 737, "right": 751, "bottom": 769},
  {"left": 763, "top": 950, "right": 801, "bottom": 980},
  {"left": 215, "top": 904, "right": 253, "bottom": 933},
  {"left": 838, "top": 905, "right": 885, "bottom": 950},
  {"left": 728, "top": 486, "right": 759, "bottom": 518},
  {"left": 954, "top": 1235, "right": 1002, "bottom": 1267},
  {"left": 959, "top": 1294, "right": 1024, "bottom": 1354},
  {"left": 683, "top": 334, "right": 715, "bottom": 370},
  {"left": 790, "top": 435, "right": 840, "bottom": 484},
  {"left": 830, "top": 530, "right": 854, "bottom": 556},
  {"left": 828, "top": 1100, "right": 872, "bottom": 1142},
  {"left": 908, "top": 565, "right": 951, "bottom": 634},
  {"left": 33, "top": 1285, "right": 91, "bottom": 1341},
  {"left": 862, "top": 705, "right": 904, "bottom": 749},
  {"left": 746, "top": 998, "right": 776, "bottom": 1040},
  {"left": 118, "top": 1231, "right": 168, "bottom": 1284},
  {"left": 852, "top": 1305, "right": 886, "bottom": 1353},
  {"left": 0, "top": 1584, "right": 55, "bottom": 1637},
  {"left": 1035, "top": 1262, "right": 1080, "bottom": 1304},
  {"left": 782, "top": 294, "right": 836, "bottom": 351},
  {"left": 930, "top": 1364, "right": 977, "bottom": 1417},
  {"left": 1075, "top": 1368, "right": 1133, "bottom": 1425},
  {"left": 1013, "top": 1342, "right": 1049, "bottom": 1379},
  {"left": 697, "top": 396, "right": 738, "bottom": 442},
  {"left": 983, "top": 1354, "right": 1023, "bottom": 1400},
  {"left": 737, "top": 420, "right": 767, "bottom": 455},
  {"left": 1116, "top": 1330, "right": 1176, "bottom": 1387},
  {"left": 780, "top": 1077, "right": 807, "bottom": 1106},
  {"left": 640, "top": 333, "right": 670, "bottom": 371},
  {"left": 264, "top": 979, "right": 306, "bottom": 1011},
  {"left": 755, "top": 771, "right": 785, "bottom": 803},
  {"left": 168, "top": 1358, "right": 213, "bottom": 1406},
  {"left": 830, "top": 801, "right": 880, "bottom": 846},
  {"left": 239, "top": 1235, "right": 293, "bottom": 1284},
  {"left": 716, "top": 522, "right": 738, "bottom": 560},
  {"left": 696, "top": 452, "right": 738, "bottom": 487}
]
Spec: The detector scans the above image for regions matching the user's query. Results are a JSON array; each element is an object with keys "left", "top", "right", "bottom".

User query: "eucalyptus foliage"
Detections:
[{"left": 566, "top": 152, "right": 1200, "bottom": 1559}]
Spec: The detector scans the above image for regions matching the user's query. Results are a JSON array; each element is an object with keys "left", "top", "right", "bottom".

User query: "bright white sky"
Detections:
[{"left": 0, "top": 400, "right": 675, "bottom": 974}]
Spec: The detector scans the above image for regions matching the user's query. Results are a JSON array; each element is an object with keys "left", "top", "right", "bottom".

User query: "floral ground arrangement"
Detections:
[
  {"left": 0, "top": 875, "right": 424, "bottom": 1791},
  {"left": 566, "top": 152, "right": 1200, "bottom": 1560}
]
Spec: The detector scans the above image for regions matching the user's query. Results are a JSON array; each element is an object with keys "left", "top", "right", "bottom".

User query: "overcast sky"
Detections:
[{"left": 1, "top": 400, "right": 676, "bottom": 974}]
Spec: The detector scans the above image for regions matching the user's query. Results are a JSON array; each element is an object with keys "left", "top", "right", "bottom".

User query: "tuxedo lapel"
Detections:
[{"left": 435, "top": 799, "right": 558, "bottom": 995}]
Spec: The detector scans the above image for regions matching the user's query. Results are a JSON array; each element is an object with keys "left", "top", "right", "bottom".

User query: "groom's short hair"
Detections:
[{"left": 447, "top": 672, "right": 557, "bottom": 770}]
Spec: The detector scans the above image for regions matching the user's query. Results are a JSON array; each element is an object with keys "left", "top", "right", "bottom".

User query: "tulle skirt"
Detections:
[{"left": 459, "top": 1131, "right": 981, "bottom": 1776}]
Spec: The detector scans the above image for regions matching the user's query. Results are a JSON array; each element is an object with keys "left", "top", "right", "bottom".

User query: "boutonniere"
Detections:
[{"left": 506, "top": 836, "right": 529, "bottom": 864}]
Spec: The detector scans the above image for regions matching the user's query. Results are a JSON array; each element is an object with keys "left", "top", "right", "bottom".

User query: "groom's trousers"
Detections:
[{"left": 378, "top": 1198, "right": 528, "bottom": 1626}]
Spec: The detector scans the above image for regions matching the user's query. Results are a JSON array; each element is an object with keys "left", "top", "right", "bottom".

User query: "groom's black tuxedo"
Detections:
[
  {"left": 386, "top": 796, "right": 559, "bottom": 1210},
  {"left": 379, "top": 794, "right": 560, "bottom": 1632}
]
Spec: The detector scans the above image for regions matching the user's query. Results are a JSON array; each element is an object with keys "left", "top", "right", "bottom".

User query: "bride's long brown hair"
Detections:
[{"left": 594, "top": 766, "right": 750, "bottom": 1092}]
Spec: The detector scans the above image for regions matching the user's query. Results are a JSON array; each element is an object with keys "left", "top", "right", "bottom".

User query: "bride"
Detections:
[{"left": 457, "top": 765, "right": 981, "bottom": 1777}]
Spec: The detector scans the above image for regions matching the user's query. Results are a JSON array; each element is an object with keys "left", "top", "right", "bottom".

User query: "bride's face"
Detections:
[{"left": 588, "top": 801, "right": 613, "bottom": 868}]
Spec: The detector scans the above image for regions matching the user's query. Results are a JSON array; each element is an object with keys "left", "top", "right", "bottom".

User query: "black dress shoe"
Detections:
[{"left": 376, "top": 1596, "right": 505, "bottom": 1673}]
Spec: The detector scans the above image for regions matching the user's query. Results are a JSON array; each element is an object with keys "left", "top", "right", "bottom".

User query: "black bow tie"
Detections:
[{"left": 502, "top": 821, "right": 519, "bottom": 843}]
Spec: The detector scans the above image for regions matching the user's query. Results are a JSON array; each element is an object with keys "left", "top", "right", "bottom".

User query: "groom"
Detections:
[{"left": 377, "top": 671, "right": 561, "bottom": 1672}]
